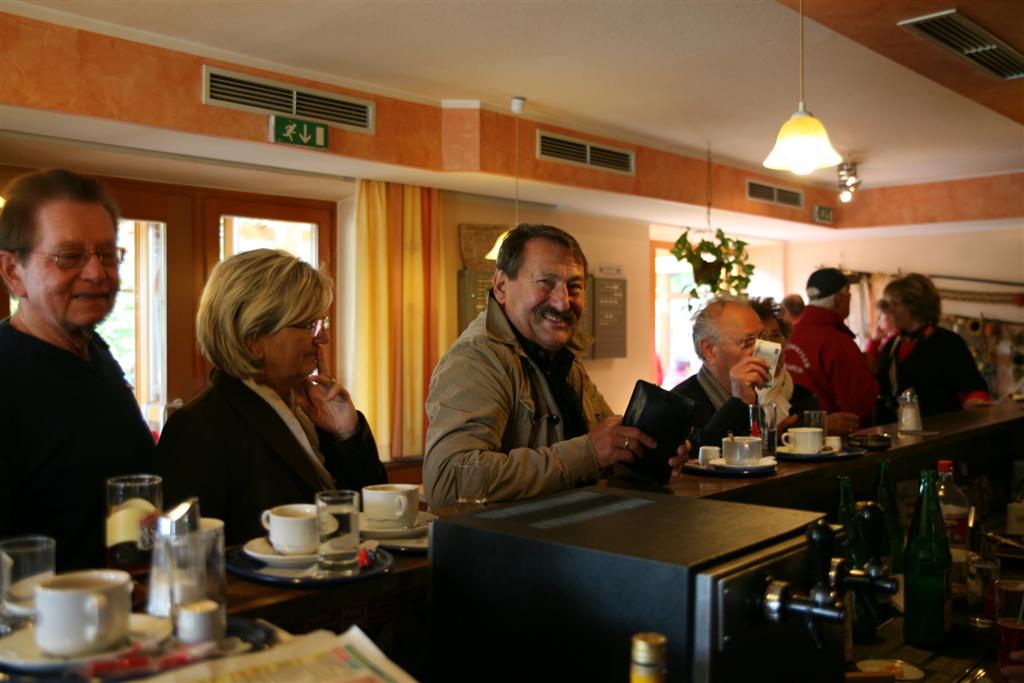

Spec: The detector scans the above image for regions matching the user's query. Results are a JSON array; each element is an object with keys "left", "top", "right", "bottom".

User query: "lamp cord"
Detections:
[
  {"left": 514, "top": 114, "right": 520, "bottom": 227},
  {"left": 705, "top": 146, "right": 712, "bottom": 232},
  {"left": 799, "top": 0, "right": 805, "bottom": 109}
]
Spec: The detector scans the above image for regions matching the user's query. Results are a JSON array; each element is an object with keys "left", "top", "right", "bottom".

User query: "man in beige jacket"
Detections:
[{"left": 423, "top": 224, "right": 686, "bottom": 508}]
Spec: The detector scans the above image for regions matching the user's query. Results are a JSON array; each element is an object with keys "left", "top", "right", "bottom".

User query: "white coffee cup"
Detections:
[
  {"left": 782, "top": 427, "right": 825, "bottom": 453},
  {"left": 34, "top": 569, "right": 132, "bottom": 656},
  {"left": 698, "top": 446, "right": 721, "bottom": 466},
  {"left": 260, "top": 504, "right": 318, "bottom": 555},
  {"left": 176, "top": 598, "right": 225, "bottom": 644},
  {"left": 362, "top": 484, "right": 419, "bottom": 529},
  {"left": 722, "top": 436, "right": 762, "bottom": 465},
  {"left": 825, "top": 436, "right": 843, "bottom": 452}
]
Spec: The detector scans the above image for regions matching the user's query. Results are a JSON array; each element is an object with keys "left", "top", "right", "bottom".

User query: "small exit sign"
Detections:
[{"left": 269, "top": 116, "right": 328, "bottom": 149}]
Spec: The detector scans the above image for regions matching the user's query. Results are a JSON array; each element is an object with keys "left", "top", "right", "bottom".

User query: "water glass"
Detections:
[
  {"left": 456, "top": 462, "right": 488, "bottom": 506},
  {"left": 316, "top": 490, "right": 360, "bottom": 574},
  {"left": 751, "top": 404, "right": 778, "bottom": 456},
  {"left": 996, "top": 579, "right": 1024, "bottom": 667},
  {"left": 966, "top": 552, "right": 999, "bottom": 627},
  {"left": 803, "top": 410, "right": 826, "bottom": 431},
  {"left": 0, "top": 535, "right": 56, "bottom": 635},
  {"left": 106, "top": 474, "right": 162, "bottom": 578}
]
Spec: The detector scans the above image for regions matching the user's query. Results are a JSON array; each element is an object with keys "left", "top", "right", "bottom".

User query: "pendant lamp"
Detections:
[{"left": 763, "top": 0, "right": 841, "bottom": 176}]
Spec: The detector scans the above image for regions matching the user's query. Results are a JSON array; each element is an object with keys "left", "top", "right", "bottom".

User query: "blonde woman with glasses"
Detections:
[{"left": 155, "top": 249, "right": 385, "bottom": 546}]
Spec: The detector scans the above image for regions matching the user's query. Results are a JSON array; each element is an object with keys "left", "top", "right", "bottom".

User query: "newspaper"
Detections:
[{"left": 146, "top": 625, "right": 418, "bottom": 683}]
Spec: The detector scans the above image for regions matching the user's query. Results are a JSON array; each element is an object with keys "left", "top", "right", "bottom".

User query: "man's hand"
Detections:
[
  {"left": 728, "top": 356, "right": 771, "bottom": 404},
  {"left": 668, "top": 440, "right": 691, "bottom": 480},
  {"left": 587, "top": 416, "right": 657, "bottom": 470},
  {"left": 825, "top": 412, "right": 860, "bottom": 435},
  {"left": 778, "top": 414, "right": 799, "bottom": 432}
]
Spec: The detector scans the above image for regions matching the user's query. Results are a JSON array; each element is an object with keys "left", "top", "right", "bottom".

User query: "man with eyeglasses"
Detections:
[
  {"left": 671, "top": 297, "right": 776, "bottom": 448},
  {"left": 0, "top": 169, "right": 154, "bottom": 570},
  {"left": 784, "top": 268, "right": 878, "bottom": 424}
]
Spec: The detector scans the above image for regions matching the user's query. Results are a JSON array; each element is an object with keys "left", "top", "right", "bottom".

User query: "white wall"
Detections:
[
  {"left": 440, "top": 192, "right": 653, "bottom": 414},
  {"left": 785, "top": 226, "right": 1024, "bottom": 324}
]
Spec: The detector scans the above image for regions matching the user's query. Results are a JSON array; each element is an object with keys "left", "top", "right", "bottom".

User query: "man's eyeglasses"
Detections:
[
  {"left": 294, "top": 316, "right": 330, "bottom": 337},
  {"left": 33, "top": 247, "right": 126, "bottom": 270},
  {"left": 719, "top": 334, "right": 758, "bottom": 350}
]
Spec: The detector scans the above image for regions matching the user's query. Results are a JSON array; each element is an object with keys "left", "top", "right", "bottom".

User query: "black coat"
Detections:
[
  {"left": 155, "top": 370, "right": 387, "bottom": 546},
  {"left": 671, "top": 373, "right": 820, "bottom": 449},
  {"left": 875, "top": 326, "right": 988, "bottom": 423}
]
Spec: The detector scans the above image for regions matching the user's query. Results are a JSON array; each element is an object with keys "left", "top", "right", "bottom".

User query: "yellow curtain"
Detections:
[{"left": 354, "top": 180, "right": 449, "bottom": 460}]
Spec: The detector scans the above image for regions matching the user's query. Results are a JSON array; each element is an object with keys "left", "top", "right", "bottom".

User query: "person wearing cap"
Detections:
[{"left": 783, "top": 268, "right": 879, "bottom": 425}]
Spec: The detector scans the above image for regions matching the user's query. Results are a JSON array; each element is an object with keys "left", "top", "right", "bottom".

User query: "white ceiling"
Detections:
[{"left": 2, "top": 0, "right": 1022, "bottom": 241}]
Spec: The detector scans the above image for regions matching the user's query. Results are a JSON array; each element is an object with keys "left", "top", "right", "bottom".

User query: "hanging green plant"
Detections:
[{"left": 670, "top": 228, "right": 755, "bottom": 302}]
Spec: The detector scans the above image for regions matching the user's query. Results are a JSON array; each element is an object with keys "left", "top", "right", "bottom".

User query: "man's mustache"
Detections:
[{"left": 534, "top": 306, "right": 577, "bottom": 325}]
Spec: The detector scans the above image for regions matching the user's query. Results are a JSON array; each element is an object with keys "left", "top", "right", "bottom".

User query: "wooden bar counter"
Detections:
[{"left": 663, "top": 402, "right": 1024, "bottom": 514}]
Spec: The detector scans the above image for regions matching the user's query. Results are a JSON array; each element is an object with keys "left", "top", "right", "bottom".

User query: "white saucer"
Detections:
[
  {"left": 777, "top": 445, "right": 834, "bottom": 456},
  {"left": 242, "top": 537, "right": 317, "bottom": 568},
  {"left": 0, "top": 613, "right": 172, "bottom": 672},
  {"left": 856, "top": 659, "right": 924, "bottom": 681},
  {"left": 709, "top": 457, "right": 777, "bottom": 470},
  {"left": 360, "top": 511, "right": 435, "bottom": 539},
  {"left": 377, "top": 535, "right": 430, "bottom": 552}
]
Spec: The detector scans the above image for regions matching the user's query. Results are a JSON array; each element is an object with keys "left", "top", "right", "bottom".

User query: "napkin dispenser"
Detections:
[{"left": 431, "top": 487, "right": 844, "bottom": 682}]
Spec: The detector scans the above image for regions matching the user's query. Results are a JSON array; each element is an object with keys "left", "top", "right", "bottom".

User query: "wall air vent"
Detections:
[
  {"left": 746, "top": 180, "right": 804, "bottom": 209},
  {"left": 898, "top": 9, "right": 1024, "bottom": 81},
  {"left": 537, "top": 132, "right": 634, "bottom": 175},
  {"left": 203, "top": 66, "right": 375, "bottom": 133}
]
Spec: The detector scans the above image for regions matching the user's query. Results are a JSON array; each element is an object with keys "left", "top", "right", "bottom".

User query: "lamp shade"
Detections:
[
  {"left": 485, "top": 230, "right": 509, "bottom": 260},
  {"left": 762, "top": 109, "right": 842, "bottom": 176}
]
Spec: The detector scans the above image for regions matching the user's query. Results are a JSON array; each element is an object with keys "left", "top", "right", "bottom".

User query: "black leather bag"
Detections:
[{"left": 620, "top": 379, "right": 697, "bottom": 484}]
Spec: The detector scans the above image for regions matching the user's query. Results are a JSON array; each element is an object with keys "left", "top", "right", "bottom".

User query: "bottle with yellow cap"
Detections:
[{"left": 630, "top": 632, "right": 667, "bottom": 683}]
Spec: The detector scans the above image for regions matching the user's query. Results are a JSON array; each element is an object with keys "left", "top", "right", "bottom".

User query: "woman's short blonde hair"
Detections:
[{"left": 196, "top": 249, "right": 334, "bottom": 379}]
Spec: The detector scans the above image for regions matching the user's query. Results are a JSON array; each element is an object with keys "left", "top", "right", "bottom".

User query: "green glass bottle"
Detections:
[
  {"left": 837, "top": 476, "right": 875, "bottom": 641},
  {"left": 903, "top": 470, "right": 952, "bottom": 649},
  {"left": 877, "top": 459, "right": 904, "bottom": 574}
]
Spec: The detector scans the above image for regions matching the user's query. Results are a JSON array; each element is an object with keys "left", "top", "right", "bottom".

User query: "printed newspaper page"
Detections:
[{"left": 146, "top": 626, "right": 418, "bottom": 683}]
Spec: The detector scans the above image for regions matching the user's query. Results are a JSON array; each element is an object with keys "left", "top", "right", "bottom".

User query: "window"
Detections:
[
  {"left": 219, "top": 215, "right": 317, "bottom": 264},
  {"left": 653, "top": 247, "right": 699, "bottom": 390}
]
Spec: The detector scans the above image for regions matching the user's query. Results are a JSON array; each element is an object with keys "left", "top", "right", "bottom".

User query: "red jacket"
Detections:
[{"left": 784, "top": 306, "right": 878, "bottom": 422}]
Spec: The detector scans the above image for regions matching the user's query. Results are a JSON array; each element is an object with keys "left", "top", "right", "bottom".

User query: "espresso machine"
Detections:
[{"left": 430, "top": 487, "right": 895, "bottom": 682}]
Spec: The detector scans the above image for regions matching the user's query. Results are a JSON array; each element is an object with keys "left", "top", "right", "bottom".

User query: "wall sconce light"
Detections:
[{"left": 837, "top": 161, "right": 860, "bottom": 203}]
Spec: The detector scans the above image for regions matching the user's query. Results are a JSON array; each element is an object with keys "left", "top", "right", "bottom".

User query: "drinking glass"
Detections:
[
  {"left": 0, "top": 535, "right": 56, "bottom": 635},
  {"left": 106, "top": 474, "right": 162, "bottom": 578},
  {"left": 967, "top": 552, "right": 999, "bottom": 628},
  {"left": 996, "top": 579, "right": 1024, "bottom": 666},
  {"left": 803, "top": 410, "right": 826, "bottom": 431},
  {"left": 456, "top": 462, "right": 488, "bottom": 506},
  {"left": 316, "top": 490, "right": 360, "bottom": 574},
  {"left": 751, "top": 404, "right": 778, "bottom": 457}
]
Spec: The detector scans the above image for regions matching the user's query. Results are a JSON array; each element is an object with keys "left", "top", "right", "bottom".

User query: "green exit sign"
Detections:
[{"left": 269, "top": 116, "right": 328, "bottom": 149}]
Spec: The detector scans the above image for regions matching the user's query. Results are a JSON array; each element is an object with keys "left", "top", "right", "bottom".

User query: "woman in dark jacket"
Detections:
[
  {"left": 875, "top": 273, "right": 991, "bottom": 423},
  {"left": 876, "top": 272, "right": 987, "bottom": 421},
  {"left": 155, "top": 249, "right": 386, "bottom": 545}
]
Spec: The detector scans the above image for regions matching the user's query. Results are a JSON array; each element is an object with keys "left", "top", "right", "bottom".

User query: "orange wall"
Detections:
[{"left": 2, "top": 12, "right": 1020, "bottom": 229}]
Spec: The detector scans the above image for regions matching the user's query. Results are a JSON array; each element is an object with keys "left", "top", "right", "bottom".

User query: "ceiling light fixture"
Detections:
[
  {"left": 837, "top": 161, "right": 860, "bottom": 203},
  {"left": 763, "top": 0, "right": 842, "bottom": 176}
]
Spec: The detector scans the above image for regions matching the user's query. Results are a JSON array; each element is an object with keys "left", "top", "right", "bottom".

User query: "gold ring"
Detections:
[{"left": 624, "top": 437, "right": 630, "bottom": 449}]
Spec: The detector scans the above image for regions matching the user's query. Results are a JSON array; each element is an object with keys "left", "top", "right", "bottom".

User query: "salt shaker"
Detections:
[
  {"left": 147, "top": 498, "right": 203, "bottom": 618},
  {"left": 897, "top": 388, "right": 922, "bottom": 432}
]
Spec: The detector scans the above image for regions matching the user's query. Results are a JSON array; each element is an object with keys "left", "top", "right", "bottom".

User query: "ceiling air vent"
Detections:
[
  {"left": 898, "top": 9, "right": 1024, "bottom": 81},
  {"left": 537, "top": 132, "right": 634, "bottom": 175},
  {"left": 203, "top": 66, "right": 375, "bottom": 133},
  {"left": 747, "top": 180, "right": 804, "bottom": 209}
]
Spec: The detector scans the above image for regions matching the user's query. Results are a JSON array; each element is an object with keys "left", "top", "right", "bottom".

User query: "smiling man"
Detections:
[
  {"left": 423, "top": 224, "right": 681, "bottom": 508},
  {"left": 0, "top": 169, "right": 154, "bottom": 570}
]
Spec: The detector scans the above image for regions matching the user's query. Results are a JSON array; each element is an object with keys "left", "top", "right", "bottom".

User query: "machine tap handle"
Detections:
[
  {"left": 857, "top": 502, "right": 886, "bottom": 567},
  {"left": 805, "top": 519, "right": 834, "bottom": 585}
]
